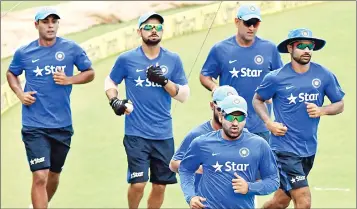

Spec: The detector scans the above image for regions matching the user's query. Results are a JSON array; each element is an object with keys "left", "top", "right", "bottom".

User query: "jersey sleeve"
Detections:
[
  {"left": 247, "top": 140, "right": 279, "bottom": 195},
  {"left": 109, "top": 55, "right": 128, "bottom": 85},
  {"left": 73, "top": 43, "right": 92, "bottom": 71},
  {"left": 324, "top": 71, "right": 345, "bottom": 103},
  {"left": 200, "top": 45, "right": 221, "bottom": 79},
  {"left": 255, "top": 71, "right": 278, "bottom": 101},
  {"left": 172, "top": 131, "right": 201, "bottom": 161},
  {"left": 179, "top": 137, "right": 203, "bottom": 204},
  {"left": 8, "top": 48, "right": 24, "bottom": 76},
  {"left": 171, "top": 55, "right": 188, "bottom": 85},
  {"left": 271, "top": 47, "right": 283, "bottom": 71}
]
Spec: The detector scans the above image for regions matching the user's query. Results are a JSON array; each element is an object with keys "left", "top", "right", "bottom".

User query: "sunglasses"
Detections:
[
  {"left": 292, "top": 42, "right": 315, "bottom": 50},
  {"left": 140, "top": 24, "right": 163, "bottom": 32},
  {"left": 239, "top": 18, "right": 260, "bottom": 28},
  {"left": 224, "top": 114, "right": 246, "bottom": 123}
]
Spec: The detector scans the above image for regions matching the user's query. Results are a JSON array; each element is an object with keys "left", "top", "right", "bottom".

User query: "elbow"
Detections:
[
  {"left": 174, "top": 85, "right": 190, "bottom": 103},
  {"left": 339, "top": 100, "right": 345, "bottom": 113},
  {"left": 88, "top": 69, "right": 95, "bottom": 82},
  {"left": 169, "top": 160, "right": 180, "bottom": 173}
]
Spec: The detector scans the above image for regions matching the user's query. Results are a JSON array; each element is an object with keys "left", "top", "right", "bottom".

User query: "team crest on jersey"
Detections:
[
  {"left": 55, "top": 51, "right": 65, "bottom": 61},
  {"left": 301, "top": 30, "right": 309, "bottom": 37},
  {"left": 239, "top": 147, "right": 250, "bottom": 157},
  {"left": 312, "top": 78, "right": 321, "bottom": 88},
  {"left": 160, "top": 65, "right": 169, "bottom": 75},
  {"left": 254, "top": 55, "right": 264, "bottom": 65}
]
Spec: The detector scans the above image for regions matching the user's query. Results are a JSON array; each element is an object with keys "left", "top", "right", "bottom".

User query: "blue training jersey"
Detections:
[
  {"left": 179, "top": 129, "right": 279, "bottom": 209},
  {"left": 109, "top": 46, "right": 188, "bottom": 140},
  {"left": 201, "top": 35, "right": 283, "bottom": 134},
  {"left": 8, "top": 37, "right": 92, "bottom": 128},
  {"left": 255, "top": 62, "right": 345, "bottom": 157},
  {"left": 172, "top": 120, "right": 214, "bottom": 191}
]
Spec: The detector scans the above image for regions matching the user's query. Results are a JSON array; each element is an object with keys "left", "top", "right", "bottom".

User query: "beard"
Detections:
[
  {"left": 292, "top": 53, "right": 311, "bottom": 65},
  {"left": 142, "top": 36, "right": 161, "bottom": 46},
  {"left": 222, "top": 125, "right": 242, "bottom": 140},
  {"left": 213, "top": 109, "right": 221, "bottom": 126}
]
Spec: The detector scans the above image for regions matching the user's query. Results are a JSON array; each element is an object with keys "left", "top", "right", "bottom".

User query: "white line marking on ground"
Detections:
[{"left": 313, "top": 187, "right": 351, "bottom": 192}]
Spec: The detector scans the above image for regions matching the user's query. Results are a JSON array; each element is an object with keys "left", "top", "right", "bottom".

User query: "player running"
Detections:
[
  {"left": 179, "top": 95, "right": 279, "bottom": 209},
  {"left": 253, "top": 28, "right": 345, "bottom": 209}
]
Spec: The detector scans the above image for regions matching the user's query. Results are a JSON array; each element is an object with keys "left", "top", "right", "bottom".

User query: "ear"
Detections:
[
  {"left": 219, "top": 114, "right": 223, "bottom": 124},
  {"left": 287, "top": 44, "right": 293, "bottom": 54},
  {"left": 34, "top": 21, "right": 39, "bottom": 29},
  {"left": 234, "top": 18, "right": 239, "bottom": 29},
  {"left": 137, "top": 28, "right": 141, "bottom": 36},
  {"left": 210, "top": 102, "right": 214, "bottom": 110}
]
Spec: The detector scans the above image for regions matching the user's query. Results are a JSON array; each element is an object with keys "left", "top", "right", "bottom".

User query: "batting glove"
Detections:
[
  {"left": 109, "top": 98, "right": 128, "bottom": 116},
  {"left": 146, "top": 65, "right": 168, "bottom": 86}
]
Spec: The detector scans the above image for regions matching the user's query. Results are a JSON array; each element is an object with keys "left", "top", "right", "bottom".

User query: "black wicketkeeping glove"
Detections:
[
  {"left": 109, "top": 98, "right": 128, "bottom": 116},
  {"left": 146, "top": 65, "right": 168, "bottom": 86}
]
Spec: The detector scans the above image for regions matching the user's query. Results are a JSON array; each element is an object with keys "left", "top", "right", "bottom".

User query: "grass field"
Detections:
[
  {"left": 1, "top": 1, "right": 356, "bottom": 208},
  {"left": 1, "top": 1, "right": 63, "bottom": 12}
]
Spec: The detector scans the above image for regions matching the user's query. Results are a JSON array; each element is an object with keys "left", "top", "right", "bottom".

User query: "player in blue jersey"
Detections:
[
  {"left": 6, "top": 7, "right": 94, "bottom": 209},
  {"left": 199, "top": 4, "right": 283, "bottom": 141},
  {"left": 169, "top": 85, "right": 238, "bottom": 190},
  {"left": 104, "top": 12, "right": 189, "bottom": 209},
  {"left": 253, "top": 28, "right": 345, "bottom": 209},
  {"left": 179, "top": 95, "right": 279, "bottom": 209}
]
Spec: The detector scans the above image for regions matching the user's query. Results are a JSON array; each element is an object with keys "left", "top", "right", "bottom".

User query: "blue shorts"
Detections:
[
  {"left": 273, "top": 151, "right": 315, "bottom": 196},
  {"left": 123, "top": 135, "right": 177, "bottom": 184},
  {"left": 21, "top": 125, "right": 73, "bottom": 173}
]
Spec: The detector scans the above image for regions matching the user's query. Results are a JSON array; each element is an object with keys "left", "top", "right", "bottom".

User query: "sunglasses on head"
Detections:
[
  {"left": 224, "top": 114, "right": 246, "bottom": 122},
  {"left": 140, "top": 24, "right": 163, "bottom": 32},
  {"left": 291, "top": 41, "right": 315, "bottom": 50},
  {"left": 239, "top": 18, "right": 260, "bottom": 28}
]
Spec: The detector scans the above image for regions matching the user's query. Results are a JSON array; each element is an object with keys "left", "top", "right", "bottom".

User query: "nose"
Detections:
[{"left": 232, "top": 119, "right": 239, "bottom": 125}]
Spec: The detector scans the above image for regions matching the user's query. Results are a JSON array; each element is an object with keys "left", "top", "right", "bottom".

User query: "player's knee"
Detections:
[
  {"left": 32, "top": 170, "right": 49, "bottom": 186},
  {"left": 48, "top": 172, "right": 60, "bottom": 184},
  {"left": 294, "top": 196, "right": 311, "bottom": 209},
  {"left": 152, "top": 183, "right": 166, "bottom": 194},
  {"left": 130, "top": 182, "right": 146, "bottom": 193}
]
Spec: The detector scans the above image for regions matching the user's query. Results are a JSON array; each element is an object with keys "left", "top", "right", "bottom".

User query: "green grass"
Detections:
[
  {"left": 1, "top": 1, "right": 63, "bottom": 12},
  {"left": 0, "top": 4, "right": 206, "bottom": 84},
  {"left": 1, "top": 1, "right": 356, "bottom": 208}
]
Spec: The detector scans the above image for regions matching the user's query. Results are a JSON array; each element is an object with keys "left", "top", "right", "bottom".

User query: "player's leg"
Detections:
[
  {"left": 289, "top": 155, "right": 315, "bottom": 209},
  {"left": 123, "top": 135, "right": 151, "bottom": 209},
  {"left": 262, "top": 151, "right": 292, "bottom": 209},
  {"left": 47, "top": 125, "right": 73, "bottom": 202},
  {"left": 148, "top": 138, "right": 177, "bottom": 209},
  {"left": 22, "top": 126, "right": 52, "bottom": 209}
]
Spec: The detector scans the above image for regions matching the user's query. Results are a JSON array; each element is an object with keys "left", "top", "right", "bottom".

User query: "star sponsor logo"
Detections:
[
  {"left": 287, "top": 93, "right": 319, "bottom": 104},
  {"left": 229, "top": 67, "right": 263, "bottom": 78},
  {"left": 212, "top": 161, "right": 249, "bottom": 172}
]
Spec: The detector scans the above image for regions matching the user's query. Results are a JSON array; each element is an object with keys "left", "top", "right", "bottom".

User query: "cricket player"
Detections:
[
  {"left": 104, "top": 12, "right": 189, "bottom": 209},
  {"left": 253, "top": 28, "right": 345, "bottom": 209},
  {"left": 200, "top": 4, "right": 283, "bottom": 141},
  {"left": 169, "top": 85, "right": 239, "bottom": 191},
  {"left": 6, "top": 7, "right": 95, "bottom": 209},
  {"left": 179, "top": 95, "right": 279, "bottom": 209}
]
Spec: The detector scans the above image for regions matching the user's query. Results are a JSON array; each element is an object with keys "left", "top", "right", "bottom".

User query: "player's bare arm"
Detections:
[
  {"left": 53, "top": 67, "right": 95, "bottom": 85},
  {"left": 253, "top": 93, "right": 287, "bottom": 136},
  {"left": 199, "top": 74, "right": 218, "bottom": 93},
  {"left": 6, "top": 70, "right": 37, "bottom": 106},
  {"left": 305, "top": 100, "right": 344, "bottom": 118}
]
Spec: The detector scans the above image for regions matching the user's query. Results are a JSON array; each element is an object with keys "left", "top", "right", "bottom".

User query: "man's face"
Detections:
[
  {"left": 288, "top": 40, "right": 314, "bottom": 65},
  {"left": 137, "top": 17, "right": 163, "bottom": 46},
  {"left": 220, "top": 111, "right": 246, "bottom": 139},
  {"left": 235, "top": 17, "right": 260, "bottom": 42},
  {"left": 35, "top": 15, "right": 59, "bottom": 41}
]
